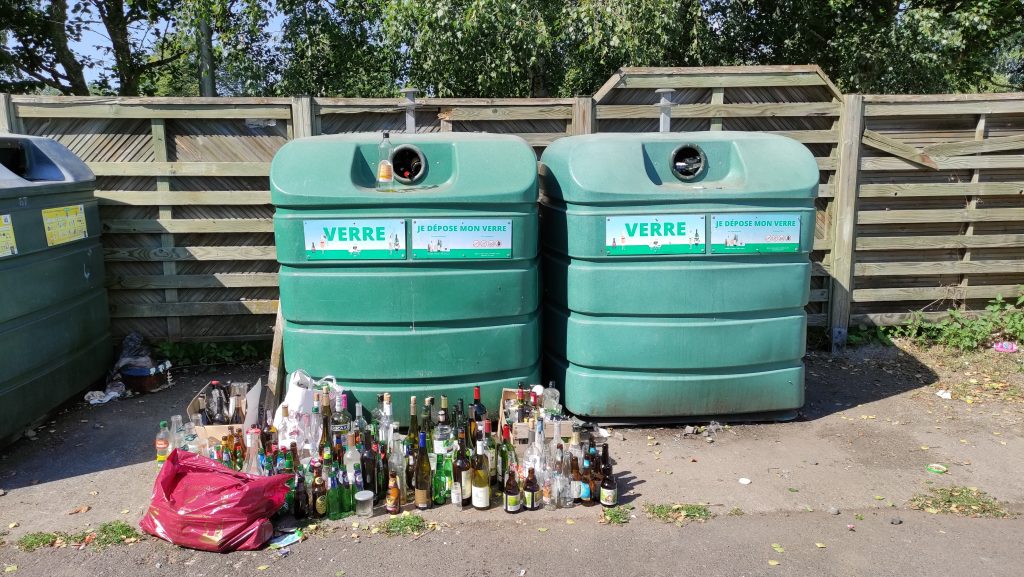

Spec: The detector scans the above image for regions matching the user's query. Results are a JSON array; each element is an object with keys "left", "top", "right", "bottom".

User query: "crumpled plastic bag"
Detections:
[{"left": 140, "top": 449, "right": 290, "bottom": 552}]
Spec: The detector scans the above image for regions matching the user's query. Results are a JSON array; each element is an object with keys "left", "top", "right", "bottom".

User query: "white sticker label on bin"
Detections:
[
  {"left": 0, "top": 214, "right": 16, "bottom": 257},
  {"left": 605, "top": 214, "right": 705, "bottom": 255},
  {"left": 710, "top": 213, "right": 801, "bottom": 254},
  {"left": 411, "top": 219, "right": 512, "bottom": 259},
  {"left": 302, "top": 219, "right": 406, "bottom": 260}
]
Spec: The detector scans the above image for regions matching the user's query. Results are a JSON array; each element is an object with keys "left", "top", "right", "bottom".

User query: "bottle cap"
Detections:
[{"left": 159, "top": 420, "right": 167, "bottom": 427}]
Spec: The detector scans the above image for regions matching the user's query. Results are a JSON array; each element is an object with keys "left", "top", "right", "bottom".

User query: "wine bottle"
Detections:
[
  {"left": 523, "top": 467, "right": 540, "bottom": 511},
  {"left": 434, "top": 395, "right": 452, "bottom": 455},
  {"left": 407, "top": 395, "right": 419, "bottom": 446},
  {"left": 472, "top": 440, "right": 491, "bottom": 510},
  {"left": 497, "top": 424, "right": 517, "bottom": 489},
  {"left": 414, "top": 432, "right": 432, "bottom": 509},
  {"left": 453, "top": 429, "right": 472, "bottom": 506},
  {"left": 570, "top": 455, "right": 582, "bottom": 504},
  {"left": 503, "top": 469, "right": 521, "bottom": 513}
]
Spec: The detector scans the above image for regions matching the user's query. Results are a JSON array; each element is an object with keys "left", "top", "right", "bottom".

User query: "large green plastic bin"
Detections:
[
  {"left": 540, "top": 132, "right": 818, "bottom": 420},
  {"left": 271, "top": 133, "right": 540, "bottom": 423},
  {"left": 0, "top": 135, "right": 111, "bottom": 445}
]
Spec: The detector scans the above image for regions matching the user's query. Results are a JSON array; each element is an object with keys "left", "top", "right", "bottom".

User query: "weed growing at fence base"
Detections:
[{"left": 153, "top": 341, "right": 271, "bottom": 365}]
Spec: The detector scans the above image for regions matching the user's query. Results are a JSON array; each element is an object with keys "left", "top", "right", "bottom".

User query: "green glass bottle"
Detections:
[
  {"left": 432, "top": 452, "right": 452, "bottom": 505},
  {"left": 327, "top": 461, "right": 343, "bottom": 520},
  {"left": 340, "top": 466, "right": 355, "bottom": 514}
]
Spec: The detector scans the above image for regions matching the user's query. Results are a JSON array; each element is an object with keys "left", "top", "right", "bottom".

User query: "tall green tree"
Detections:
[
  {"left": 707, "top": 0, "right": 1024, "bottom": 93},
  {"left": 0, "top": 0, "right": 182, "bottom": 95}
]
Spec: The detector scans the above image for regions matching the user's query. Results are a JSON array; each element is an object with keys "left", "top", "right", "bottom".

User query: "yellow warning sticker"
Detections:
[
  {"left": 0, "top": 214, "right": 16, "bottom": 257},
  {"left": 41, "top": 204, "right": 88, "bottom": 247}
]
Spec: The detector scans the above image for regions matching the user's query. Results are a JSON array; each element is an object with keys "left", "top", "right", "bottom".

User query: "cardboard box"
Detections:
[
  {"left": 498, "top": 388, "right": 584, "bottom": 459},
  {"left": 186, "top": 381, "right": 273, "bottom": 446}
]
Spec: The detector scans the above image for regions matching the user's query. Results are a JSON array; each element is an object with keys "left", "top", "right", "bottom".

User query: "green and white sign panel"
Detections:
[
  {"left": 303, "top": 219, "right": 406, "bottom": 260},
  {"left": 605, "top": 214, "right": 706, "bottom": 255},
  {"left": 412, "top": 219, "right": 513, "bottom": 259},
  {"left": 710, "top": 213, "right": 801, "bottom": 254}
]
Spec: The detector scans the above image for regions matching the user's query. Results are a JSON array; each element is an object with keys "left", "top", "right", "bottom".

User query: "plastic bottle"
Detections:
[{"left": 155, "top": 421, "right": 171, "bottom": 463}]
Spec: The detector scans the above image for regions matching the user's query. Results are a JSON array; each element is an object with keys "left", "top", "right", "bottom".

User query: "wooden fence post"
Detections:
[
  {"left": 828, "top": 94, "right": 865, "bottom": 353},
  {"left": 150, "top": 118, "right": 180, "bottom": 341},
  {"left": 290, "top": 96, "right": 315, "bottom": 140},
  {"left": 0, "top": 94, "right": 20, "bottom": 133},
  {"left": 571, "top": 97, "right": 596, "bottom": 135}
]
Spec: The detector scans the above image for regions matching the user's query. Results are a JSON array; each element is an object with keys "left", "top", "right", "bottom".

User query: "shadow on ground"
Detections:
[{"left": 0, "top": 363, "right": 267, "bottom": 490}]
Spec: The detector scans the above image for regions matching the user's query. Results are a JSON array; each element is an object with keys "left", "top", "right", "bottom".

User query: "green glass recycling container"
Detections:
[
  {"left": 540, "top": 132, "right": 819, "bottom": 420},
  {"left": 0, "top": 135, "right": 110, "bottom": 445},
  {"left": 272, "top": 133, "right": 540, "bottom": 423}
]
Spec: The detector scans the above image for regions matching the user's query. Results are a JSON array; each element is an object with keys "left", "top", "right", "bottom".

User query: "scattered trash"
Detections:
[
  {"left": 84, "top": 390, "right": 121, "bottom": 405},
  {"left": 768, "top": 560, "right": 780, "bottom": 566},
  {"left": 267, "top": 530, "right": 303, "bottom": 549},
  {"left": 705, "top": 421, "right": 724, "bottom": 437},
  {"left": 8, "top": 522, "right": 18, "bottom": 529},
  {"left": 739, "top": 478, "right": 752, "bottom": 485},
  {"left": 815, "top": 542, "right": 827, "bottom": 548},
  {"left": 771, "top": 543, "right": 785, "bottom": 553},
  {"left": 890, "top": 517, "right": 903, "bottom": 525},
  {"left": 0, "top": 489, "right": 6, "bottom": 497},
  {"left": 992, "top": 341, "right": 1017, "bottom": 353},
  {"left": 683, "top": 426, "right": 697, "bottom": 435},
  {"left": 847, "top": 524, "right": 856, "bottom": 531},
  {"left": 926, "top": 463, "right": 948, "bottom": 474},
  {"left": 935, "top": 390, "right": 952, "bottom": 400},
  {"left": 828, "top": 506, "right": 840, "bottom": 515},
  {"left": 67, "top": 505, "right": 90, "bottom": 515},
  {"left": 3, "top": 565, "right": 16, "bottom": 573}
]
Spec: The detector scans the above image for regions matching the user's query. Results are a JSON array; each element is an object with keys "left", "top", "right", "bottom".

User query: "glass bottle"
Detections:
[
  {"left": 433, "top": 452, "right": 452, "bottom": 506},
  {"left": 331, "top": 393, "right": 352, "bottom": 443},
  {"left": 294, "top": 468, "right": 309, "bottom": 520},
  {"left": 310, "top": 460, "right": 328, "bottom": 518},
  {"left": 354, "top": 402, "right": 369, "bottom": 441},
  {"left": 523, "top": 467, "right": 540, "bottom": 511},
  {"left": 344, "top": 433, "right": 361, "bottom": 489},
  {"left": 522, "top": 418, "right": 545, "bottom": 481},
  {"left": 182, "top": 421, "right": 200, "bottom": 454},
  {"left": 454, "top": 429, "right": 472, "bottom": 506},
  {"left": 516, "top": 385, "right": 528, "bottom": 423},
  {"left": 340, "top": 467, "right": 355, "bottom": 514},
  {"left": 154, "top": 421, "right": 171, "bottom": 463},
  {"left": 570, "top": 455, "right": 582, "bottom": 504},
  {"left": 503, "top": 469, "right": 521, "bottom": 513},
  {"left": 404, "top": 443, "right": 416, "bottom": 504},
  {"left": 242, "top": 429, "right": 265, "bottom": 475},
  {"left": 406, "top": 396, "right": 419, "bottom": 450},
  {"left": 580, "top": 458, "right": 593, "bottom": 505},
  {"left": 327, "top": 458, "right": 344, "bottom": 520},
  {"left": 472, "top": 440, "right": 491, "bottom": 510},
  {"left": 420, "top": 397, "right": 435, "bottom": 448},
  {"left": 378, "top": 392, "right": 394, "bottom": 449},
  {"left": 414, "top": 431, "right": 432, "bottom": 510},
  {"left": 360, "top": 438, "right": 377, "bottom": 500},
  {"left": 385, "top": 470, "right": 401, "bottom": 514},
  {"left": 169, "top": 415, "right": 184, "bottom": 451},
  {"left": 600, "top": 461, "right": 617, "bottom": 507},
  {"left": 483, "top": 420, "right": 497, "bottom": 484},
  {"left": 497, "top": 424, "right": 517, "bottom": 489},
  {"left": 469, "top": 386, "right": 487, "bottom": 441},
  {"left": 377, "top": 131, "right": 394, "bottom": 191},
  {"left": 434, "top": 395, "right": 452, "bottom": 456}
]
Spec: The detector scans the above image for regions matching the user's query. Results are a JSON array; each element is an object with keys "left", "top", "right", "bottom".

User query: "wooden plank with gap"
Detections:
[
  {"left": 856, "top": 208, "right": 1024, "bottom": 225},
  {"left": 109, "top": 300, "right": 280, "bottom": 318},
  {"left": 595, "top": 102, "right": 841, "bottom": 119},
  {"left": 856, "top": 233, "right": 1024, "bottom": 251},
  {"left": 95, "top": 190, "right": 272, "bottom": 205},
  {"left": 88, "top": 161, "right": 270, "bottom": 177},
  {"left": 860, "top": 155, "right": 1024, "bottom": 171},
  {"left": 15, "top": 102, "right": 291, "bottom": 119},
  {"left": 106, "top": 273, "right": 280, "bottom": 290},
  {"left": 438, "top": 106, "right": 573, "bottom": 121},
  {"left": 923, "top": 133, "right": 1024, "bottom": 157},
  {"left": 858, "top": 182, "right": 1024, "bottom": 198},
  {"left": 621, "top": 72, "right": 827, "bottom": 89},
  {"left": 267, "top": 305, "right": 286, "bottom": 399},
  {"left": 864, "top": 101, "right": 1024, "bottom": 116},
  {"left": 104, "top": 246, "right": 278, "bottom": 261},
  {"left": 855, "top": 260, "right": 1024, "bottom": 276},
  {"left": 852, "top": 284, "right": 1023, "bottom": 303},
  {"left": 102, "top": 219, "right": 274, "bottom": 234}
]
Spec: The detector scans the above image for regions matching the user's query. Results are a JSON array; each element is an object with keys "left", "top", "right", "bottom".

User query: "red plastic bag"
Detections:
[{"left": 140, "top": 449, "right": 291, "bottom": 552}]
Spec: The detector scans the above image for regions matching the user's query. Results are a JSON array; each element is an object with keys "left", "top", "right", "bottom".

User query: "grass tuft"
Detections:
[
  {"left": 377, "top": 512, "right": 428, "bottom": 536},
  {"left": 600, "top": 504, "right": 634, "bottom": 525},
  {"left": 16, "top": 521, "right": 141, "bottom": 552},
  {"left": 16, "top": 532, "right": 59, "bottom": 552},
  {"left": 643, "top": 502, "right": 712, "bottom": 525}
]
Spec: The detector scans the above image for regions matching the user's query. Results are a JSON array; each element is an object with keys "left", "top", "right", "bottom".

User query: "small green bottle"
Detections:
[
  {"left": 340, "top": 468, "right": 355, "bottom": 513},
  {"left": 327, "top": 462, "right": 343, "bottom": 520},
  {"left": 432, "top": 453, "right": 451, "bottom": 505}
]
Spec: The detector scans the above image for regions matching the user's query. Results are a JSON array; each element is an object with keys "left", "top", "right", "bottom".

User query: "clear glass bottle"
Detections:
[
  {"left": 354, "top": 402, "right": 369, "bottom": 441},
  {"left": 472, "top": 440, "right": 491, "bottom": 510},
  {"left": 522, "top": 418, "right": 546, "bottom": 482},
  {"left": 242, "top": 429, "right": 265, "bottom": 475},
  {"left": 344, "top": 433, "right": 360, "bottom": 490},
  {"left": 331, "top": 394, "right": 352, "bottom": 444},
  {"left": 434, "top": 395, "right": 452, "bottom": 455},
  {"left": 377, "top": 132, "right": 394, "bottom": 191},
  {"left": 154, "top": 421, "right": 171, "bottom": 463}
]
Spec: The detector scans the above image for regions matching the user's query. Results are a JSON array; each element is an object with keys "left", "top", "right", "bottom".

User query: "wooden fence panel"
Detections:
[{"left": 3, "top": 69, "right": 1023, "bottom": 344}]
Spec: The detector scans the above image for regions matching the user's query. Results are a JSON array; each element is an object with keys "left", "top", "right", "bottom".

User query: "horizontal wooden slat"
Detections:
[
  {"left": 817, "top": 184, "right": 834, "bottom": 198},
  {"left": 620, "top": 72, "right": 827, "bottom": 89},
  {"left": 95, "top": 190, "right": 271, "bottom": 205},
  {"left": 595, "top": 102, "right": 842, "bottom": 119},
  {"left": 109, "top": 300, "right": 280, "bottom": 318},
  {"left": 316, "top": 106, "right": 403, "bottom": 115},
  {"left": 857, "top": 208, "right": 1024, "bottom": 225},
  {"left": 851, "top": 311, "right": 975, "bottom": 326},
  {"left": 15, "top": 102, "right": 290, "bottom": 119},
  {"left": 923, "top": 133, "right": 1024, "bottom": 157},
  {"left": 809, "top": 288, "right": 829, "bottom": 302},
  {"left": 864, "top": 101, "right": 1024, "bottom": 116},
  {"left": 103, "top": 219, "right": 274, "bottom": 234},
  {"left": 510, "top": 132, "right": 567, "bottom": 147},
  {"left": 807, "top": 313, "right": 827, "bottom": 327},
  {"left": 12, "top": 96, "right": 291, "bottom": 105},
  {"left": 765, "top": 130, "right": 839, "bottom": 144},
  {"left": 88, "top": 162, "right": 269, "bottom": 177},
  {"left": 858, "top": 182, "right": 1024, "bottom": 198},
  {"left": 860, "top": 155, "right": 1024, "bottom": 171},
  {"left": 856, "top": 233, "right": 1024, "bottom": 251},
  {"left": 812, "top": 237, "right": 831, "bottom": 251},
  {"left": 855, "top": 260, "right": 1024, "bottom": 276},
  {"left": 107, "top": 273, "right": 279, "bottom": 289},
  {"left": 853, "top": 284, "right": 1023, "bottom": 303},
  {"left": 816, "top": 157, "right": 838, "bottom": 170},
  {"left": 861, "top": 129, "right": 938, "bottom": 169},
  {"left": 439, "top": 106, "right": 573, "bottom": 121},
  {"left": 104, "top": 246, "right": 277, "bottom": 262},
  {"left": 175, "top": 333, "right": 274, "bottom": 343}
]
